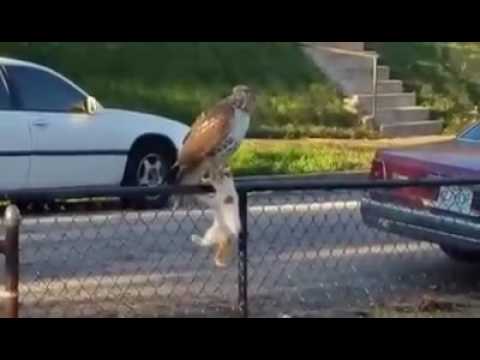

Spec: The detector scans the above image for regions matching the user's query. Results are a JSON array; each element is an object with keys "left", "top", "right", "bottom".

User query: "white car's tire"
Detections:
[{"left": 122, "top": 141, "right": 174, "bottom": 208}]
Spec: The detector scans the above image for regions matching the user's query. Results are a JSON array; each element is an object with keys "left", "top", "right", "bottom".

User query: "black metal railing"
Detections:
[{"left": 2, "top": 175, "right": 480, "bottom": 318}]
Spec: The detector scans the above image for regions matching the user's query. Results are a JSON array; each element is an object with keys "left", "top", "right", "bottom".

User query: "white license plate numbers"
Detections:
[{"left": 433, "top": 186, "right": 473, "bottom": 215}]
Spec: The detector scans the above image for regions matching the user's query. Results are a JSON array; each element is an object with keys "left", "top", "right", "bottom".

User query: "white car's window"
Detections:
[
  {"left": 0, "top": 70, "right": 11, "bottom": 110},
  {"left": 459, "top": 123, "right": 480, "bottom": 141},
  {"left": 6, "top": 65, "right": 85, "bottom": 112}
]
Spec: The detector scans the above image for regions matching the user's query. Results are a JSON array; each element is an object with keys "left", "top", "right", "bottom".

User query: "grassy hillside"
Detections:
[
  {"left": 0, "top": 42, "right": 358, "bottom": 137},
  {"left": 3, "top": 42, "right": 480, "bottom": 138},
  {"left": 367, "top": 42, "right": 480, "bottom": 133}
]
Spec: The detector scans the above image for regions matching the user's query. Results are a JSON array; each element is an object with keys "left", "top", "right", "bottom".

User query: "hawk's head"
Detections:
[{"left": 230, "top": 85, "right": 256, "bottom": 114}]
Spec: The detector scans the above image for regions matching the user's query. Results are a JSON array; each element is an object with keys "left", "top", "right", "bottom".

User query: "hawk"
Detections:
[{"left": 164, "top": 85, "right": 256, "bottom": 186}]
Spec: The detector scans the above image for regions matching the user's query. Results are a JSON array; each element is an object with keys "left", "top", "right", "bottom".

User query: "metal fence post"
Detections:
[
  {"left": 237, "top": 190, "right": 249, "bottom": 318},
  {"left": 372, "top": 54, "right": 378, "bottom": 123},
  {"left": 0, "top": 204, "right": 21, "bottom": 318}
]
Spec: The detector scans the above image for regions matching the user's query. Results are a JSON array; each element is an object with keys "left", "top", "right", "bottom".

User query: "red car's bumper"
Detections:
[{"left": 361, "top": 194, "right": 480, "bottom": 252}]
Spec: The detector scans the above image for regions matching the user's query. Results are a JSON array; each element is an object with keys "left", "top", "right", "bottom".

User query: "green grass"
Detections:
[
  {"left": 230, "top": 140, "right": 374, "bottom": 176},
  {"left": 2, "top": 42, "right": 473, "bottom": 177},
  {"left": 367, "top": 42, "right": 480, "bottom": 133},
  {"left": 230, "top": 136, "right": 454, "bottom": 176},
  {"left": 4, "top": 42, "right": 480, "bottom": 138},
  {"left": 0, "top": 42, "right": 357, "bottom": 134}
]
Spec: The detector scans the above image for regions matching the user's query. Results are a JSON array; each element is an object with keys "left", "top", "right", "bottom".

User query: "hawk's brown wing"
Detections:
[{"left": 177, "top": 100, "right": 234, "bottom": 170}]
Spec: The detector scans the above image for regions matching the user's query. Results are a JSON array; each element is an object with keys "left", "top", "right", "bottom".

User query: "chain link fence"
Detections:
[
  {"left": 246, "top": 188, "right": 480, "bottom": 317},
  {"left": 1, "top": 178, "right": 480, "bottom": 317}
]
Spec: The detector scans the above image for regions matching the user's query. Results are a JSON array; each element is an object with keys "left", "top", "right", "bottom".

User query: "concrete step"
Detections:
[
  {"left": 380, "top": 120, "right": 444, "bottom": 138},
  {"left": 302, "top": 46, "right": 378, "bottom": 96},
  {"left": 304, "top": 46, "right": 374, "bottom": 70},
  {"left": 377, "top": 80, "right": 402, "bottom": 93},
  {"left": 375, "top": 106, "right": 430, "bottom": 125},
  {"left": 357, "top": 93, "right": 416, "bottom": 113},
  {"left": 377, "top": 66, "right": 390, "bottom": 80},
  {"left": 337, "top": 75, "right": 378, "bottom": 94},
  {"left": 337, "top": 78, "right": 402, "bottom": 95},
  {"left": 306, "top": 49, "right": 391, "bottom": 94},
  {"left": 340, "top": 79, "right": 401, "bottom": 95},
  {"left": 312, "top": 42, "right": 365, "bottom": 51},
  {"left": 305, "top": 44, "right": 390, "bottom": 82}
]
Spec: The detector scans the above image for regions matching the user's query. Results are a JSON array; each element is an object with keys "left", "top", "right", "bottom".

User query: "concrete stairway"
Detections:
[{"left": 301, "top": 42, "right": 443, "bottom": 137}]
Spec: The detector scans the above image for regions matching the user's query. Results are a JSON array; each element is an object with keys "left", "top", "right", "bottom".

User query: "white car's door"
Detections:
[
  {"left": 5, "top": 64, "right": 125, "bottom": 188},
  {"left": 0, "top": 67, "right": 31, "bottom": 189}
]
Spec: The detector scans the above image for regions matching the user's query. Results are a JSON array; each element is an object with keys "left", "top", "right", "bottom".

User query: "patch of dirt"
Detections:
[{"left": 373, "top": 292, "right": 480, "bottom": 317}]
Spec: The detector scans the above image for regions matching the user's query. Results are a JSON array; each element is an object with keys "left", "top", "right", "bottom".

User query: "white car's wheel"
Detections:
[
  {"left": 122, "top": 141, "right": 175, "bottom": 208},
  {"left": 135, "top": 153, "right": 166, "bottom": 191}
]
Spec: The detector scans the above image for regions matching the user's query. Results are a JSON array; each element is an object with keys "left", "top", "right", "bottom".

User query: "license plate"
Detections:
[{"left": 433, "top": 186, "right": 473, "bottom": 215}]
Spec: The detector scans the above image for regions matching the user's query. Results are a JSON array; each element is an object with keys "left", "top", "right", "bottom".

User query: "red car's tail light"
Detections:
[{"left": 417, "top": 187, "right": 440, "bottom": 203}]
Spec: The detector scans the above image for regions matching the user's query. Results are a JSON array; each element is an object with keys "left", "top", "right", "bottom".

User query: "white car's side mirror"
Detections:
[{"left": 85, "top": 96, "right": 98, "bottom": 115}]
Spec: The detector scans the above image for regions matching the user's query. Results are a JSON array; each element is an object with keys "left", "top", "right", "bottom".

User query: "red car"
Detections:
[{"left": 361, "top": 122, "right": 480, "bottom": 263}]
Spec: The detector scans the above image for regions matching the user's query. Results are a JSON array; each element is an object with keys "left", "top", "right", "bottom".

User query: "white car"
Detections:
[{"left": 0, "top": 57, "right": 190, "bottom": 204}]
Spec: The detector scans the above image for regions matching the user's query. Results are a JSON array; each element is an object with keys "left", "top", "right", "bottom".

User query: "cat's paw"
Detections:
[
  {"left": 191, "top": 234, "right": 205, "bottom": 246},
  {"left": 192, "top": 234, "right": 216, "bottom": 247}
]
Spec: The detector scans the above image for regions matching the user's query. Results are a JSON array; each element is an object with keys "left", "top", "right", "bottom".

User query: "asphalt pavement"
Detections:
[{"left": 2, "top": 187, "right": 480, "bottom": 317}]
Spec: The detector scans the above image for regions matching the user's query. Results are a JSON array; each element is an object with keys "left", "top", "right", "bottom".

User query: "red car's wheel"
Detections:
[{"left": 440, "top": 244, "right": 480, "bottom": 264}]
